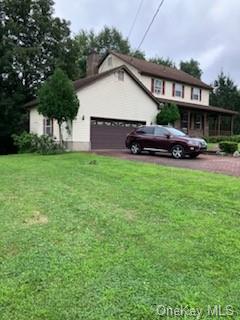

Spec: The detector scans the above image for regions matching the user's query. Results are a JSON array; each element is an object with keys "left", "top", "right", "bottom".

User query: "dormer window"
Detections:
[
  {"left": 108, "top": 56, "right": 112, "bottom": 67},
  {"left": 173, "top": 83, "right": 184, "bottom": 98},
  {"left": 191, "top": 87, "right": 202, "bottom": 101},
  {"left": 151, "top": 79, "right": 165, "bottom": 95},
  {"left": 117, "top": 70, "right": 124, "bottom": 81}
]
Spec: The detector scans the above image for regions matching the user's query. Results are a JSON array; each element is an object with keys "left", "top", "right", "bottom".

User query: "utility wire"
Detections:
[
  {"left": 127, "top": 0, "right": 144, "bottom": 40},
  {"left": 137, "top": 0, "right": 165, "bottom": 50}
]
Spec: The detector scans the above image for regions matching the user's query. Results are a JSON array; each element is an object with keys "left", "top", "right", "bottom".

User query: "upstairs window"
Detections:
[
  {"left": 117, "top": 70, "right": 124, "bottom": 81},
  {"left": 191, "top": 87, "right": 202, "bottom": 101},
  {"left": 43, "top": 118, "right": 53, "bottom": 136},
  {"left": 173, "top": 83, "right": 184, "bottom": 98},
  {"left": 151, "top": 79, "right": 165, "bottom": 95},
  {"left": 108, "top": 56, "right": 112, "bottom": 67}
]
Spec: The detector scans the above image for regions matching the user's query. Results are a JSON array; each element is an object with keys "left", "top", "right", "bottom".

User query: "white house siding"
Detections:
[
  {"left": 29, "top": 108, "right": 73, "bottom": 142},
  {"left": 99, "top": 53, "right": 210, "bottom": 106},
  {"left": 29, "top": 70, "right": 158, "bottom": 151}
]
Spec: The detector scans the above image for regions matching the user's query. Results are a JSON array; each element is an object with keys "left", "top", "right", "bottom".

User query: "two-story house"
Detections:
[
  {"left": 28, "top": 51, "right": 238, "bottom": 151},
  {"left": 98, "top": 51, "right": 237, "bottom": 138}
]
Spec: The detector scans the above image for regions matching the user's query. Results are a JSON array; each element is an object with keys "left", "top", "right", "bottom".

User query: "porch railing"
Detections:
[{"left": 209, "top": 130, "right": 232, "bottom": 136}]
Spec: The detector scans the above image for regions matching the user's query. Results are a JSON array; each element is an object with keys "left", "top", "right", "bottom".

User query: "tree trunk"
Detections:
[{"left": 58, "top": 122, "right": 63, "bottom": 147}]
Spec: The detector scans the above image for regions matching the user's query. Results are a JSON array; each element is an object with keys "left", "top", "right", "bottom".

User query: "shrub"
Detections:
[
  {"left": 205, "top": 135, "right": 240, "bottom": 143},
  {"left": 13, "top": 132, "right": 64, "bottom": 155},
  {"left": 37, "top": 135, "right": 64, "bottom": 155},
  {"left": 156, "top": 103, "right": 180, "bottom": 125},
  {"left": 219, "top": 141, "right": 238, "bottom": 154},
  {"left": 12, "top": 132, "right": 39, "bottom": 153}
]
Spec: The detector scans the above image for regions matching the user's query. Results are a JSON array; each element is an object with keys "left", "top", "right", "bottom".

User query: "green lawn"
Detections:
[{"left": 0, "top": 153, "right": 240, "bottom": 319}]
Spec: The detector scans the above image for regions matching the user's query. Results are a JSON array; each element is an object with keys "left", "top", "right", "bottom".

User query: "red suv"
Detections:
[{"left": 125, "top": 125, "right": 207, "bottom": 159}]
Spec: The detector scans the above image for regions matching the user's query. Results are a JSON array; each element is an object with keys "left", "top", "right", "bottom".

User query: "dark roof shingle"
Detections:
[{"left": 104, "top": 51, "right": 212, "bottom": 90}]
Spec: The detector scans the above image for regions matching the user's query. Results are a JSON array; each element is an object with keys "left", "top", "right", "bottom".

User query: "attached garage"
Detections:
[
  {"left": 29, "top": 65, "right": 159, "bottom": 151},
  {"left": 90, "top": 117, "right": 145, "bottom": 149}
]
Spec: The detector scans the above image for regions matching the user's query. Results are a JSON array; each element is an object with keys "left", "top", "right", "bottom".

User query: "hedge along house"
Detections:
[
  {"left": 27, "top": 65, "right": 159, "bottom": 150},
  {"left": 98, "top": 52, "right": 238, "bottom": 137},
  {"left": 27, "top": 51, "right": 238, "bottom": 150}
]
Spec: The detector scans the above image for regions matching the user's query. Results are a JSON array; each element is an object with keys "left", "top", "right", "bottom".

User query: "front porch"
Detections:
[
  {"left": 175, "top": 109, "right": 235, "bottom": 137},
  {"left": 157, "top": 98, "right": 238, "bottom": 137}
]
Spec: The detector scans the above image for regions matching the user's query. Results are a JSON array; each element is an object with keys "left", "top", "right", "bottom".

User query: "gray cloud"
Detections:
[{"left": 54, "top": 0, "right": 240, "bottom": 86}]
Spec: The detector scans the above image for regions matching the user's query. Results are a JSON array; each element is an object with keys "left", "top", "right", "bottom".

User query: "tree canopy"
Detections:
[
  {"left": 74, "top": 26, "right": 145, "bottom": 77},
  {"left": 38, "top": 68, "right": 79, "bottom": 146},
  {"left": 0, "top": 0, "right": 79, "bottom": 153},
  {"left": 180, "top": 59, "right": 202, "bottom": 79},
  {"left": 210, "top": 72, "right": 240, "bottom": 133},
  {"left": 149, "top": 57, "right": 176, "bottom": 68}
]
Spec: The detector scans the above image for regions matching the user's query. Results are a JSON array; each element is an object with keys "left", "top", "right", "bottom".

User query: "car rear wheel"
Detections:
[
  {"left": 171, "top": 145, "right": 185, "bottom": 159},
  {"left": 130, "top": 143, "right": 142, "bottom": 155}
]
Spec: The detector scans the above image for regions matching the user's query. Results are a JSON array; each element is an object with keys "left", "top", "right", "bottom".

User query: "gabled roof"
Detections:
[
  {"left": 99, "top": 51, "right": 212, "bottom": 90},
  {"left": 25, "top": 65, "right": 160, "bottom": 108}
]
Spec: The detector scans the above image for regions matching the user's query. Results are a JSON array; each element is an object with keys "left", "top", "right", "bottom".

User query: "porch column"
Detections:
[
  {"left": 203, "top": 112, "right": 209, "bottom": 136},
  {"left": 187, "top": 110, "right": 191, "bottom": 133},
  {"left": 231, "top": 116, "right": 234, "bottom": 136},
  {"left": 217, "top": 114, "right": 221, "bottom": 136}
]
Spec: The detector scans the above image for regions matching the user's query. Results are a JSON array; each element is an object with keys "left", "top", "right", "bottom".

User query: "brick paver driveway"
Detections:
[{"left": 94, "top": 150, "right": 240, "bottom": 177}]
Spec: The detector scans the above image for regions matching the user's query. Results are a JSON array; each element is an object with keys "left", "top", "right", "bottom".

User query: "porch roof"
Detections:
[{"left": 157, "top": 98, "right": 239, "bottom": 115}]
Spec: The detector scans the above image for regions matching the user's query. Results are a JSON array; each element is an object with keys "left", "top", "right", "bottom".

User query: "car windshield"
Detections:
[{"left": 167, "top": 128, "right": 186, "bottom": 137}]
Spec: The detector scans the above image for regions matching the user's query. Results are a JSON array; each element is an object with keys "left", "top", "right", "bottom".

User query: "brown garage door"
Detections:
[{"left": 90, "top": 117, "right": 146, "bottom": 149}]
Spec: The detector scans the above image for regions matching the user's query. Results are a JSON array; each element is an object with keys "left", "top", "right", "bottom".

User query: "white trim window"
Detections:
[
  {"left": 117, "top": 70, "right": 124, "bottom": 81},
  {"left": 43, "top": 118, "right": 53, "bottom": 136},
  {"left": 191, "top": 87, "right": 201, "bottom": 101},
  {"left": 174, "top": 83, "right": 183, "bottom": 97},
  {"left": 152, "top": 79, "right": 165, "bottom": 95},
  {"left": 154, "top": 79, "right": 162, "bottom": 94},
  {"left": 108, "top": 56, "right": 112, "bottom": 67}
]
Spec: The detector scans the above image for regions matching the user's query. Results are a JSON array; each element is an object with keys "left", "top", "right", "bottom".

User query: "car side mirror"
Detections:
[{"left": 165, "top": 134, "right": 171, "bottom": 139}]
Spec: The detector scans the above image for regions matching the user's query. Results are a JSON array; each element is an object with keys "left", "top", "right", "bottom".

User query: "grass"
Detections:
[{"left": 0, "top": 152, "right": 240, "bottom": 319}]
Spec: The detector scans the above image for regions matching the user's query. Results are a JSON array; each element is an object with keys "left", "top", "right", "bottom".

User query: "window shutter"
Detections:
[
  {"left": 182, "top": 85, "right": 185, "bottom": 98},
  {"left": 172, "top": 83, "right": 175, "bottom": 96},
  {"left": 162, "top": 81, "right": 165, "bottom": 95},
  {"left": 151, "top": 79, "right": 154, "bottom": 93},
  {"left": 191, "top": 88, "right": 193, "bottom": 100},
  {"left": 199, "top": 89, "right": 202, "bottom": 101}
]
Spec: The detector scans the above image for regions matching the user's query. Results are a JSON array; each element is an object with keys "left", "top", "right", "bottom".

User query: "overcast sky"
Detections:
[{"left": 54, "top": 0, "right": 240, "bottom": 86}]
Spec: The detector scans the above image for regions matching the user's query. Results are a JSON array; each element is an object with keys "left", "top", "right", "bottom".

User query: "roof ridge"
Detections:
[{"left": 109, "top": 51, "right": 212, "bottom": 90}]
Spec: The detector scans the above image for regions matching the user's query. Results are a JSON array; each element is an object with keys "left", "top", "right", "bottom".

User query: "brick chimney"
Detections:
[{"left": 86, "top": 51, "right": 100, "bottom": 76}]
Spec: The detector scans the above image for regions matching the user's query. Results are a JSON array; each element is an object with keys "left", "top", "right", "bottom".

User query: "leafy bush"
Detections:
[
  {"left": 156, "top": 103, "right": 180, "bottom": 125},
  {"left": 205, "top": 135, "right": 240, "bottom": 143},
  {"left": 13, "top": 132, "right": 64, "bottom": 155},
  {"left": 12, "top": 132, "right": 39, "bottom": 153},
  {"left": 219, "top": 141, "right": 238, "bottom": 154}
]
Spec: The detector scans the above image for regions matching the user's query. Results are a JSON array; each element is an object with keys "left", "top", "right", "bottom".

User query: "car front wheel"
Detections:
[
  {"left": 130, "top": 142, "right": 142, "bottom": 155},
  {"left": 171, "top": 145, "right": 185, "bottom": 159}
]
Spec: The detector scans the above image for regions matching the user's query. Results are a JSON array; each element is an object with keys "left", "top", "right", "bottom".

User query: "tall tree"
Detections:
[
  {"left": 149, "top": 56, "right": 176, "bottom": 68},
  {"left": 0, "top": 0, "right": 79, "bottom": 153},
  {"left": 74, "top": 26, "right": 145, "bottom": 77},
  {"left": 180, "top": 59, "right": 202, "bottom": 79},
  {"left": 210, "top": 72, "right": 240, "bottom": 133},
  {"left": 38, "top": 68, "right": 79, "bottom": 146}
]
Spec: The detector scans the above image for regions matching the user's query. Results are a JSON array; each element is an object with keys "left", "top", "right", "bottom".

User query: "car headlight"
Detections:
[{"left": 188, "top": 140, "right": 200, "bottom": 146}]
